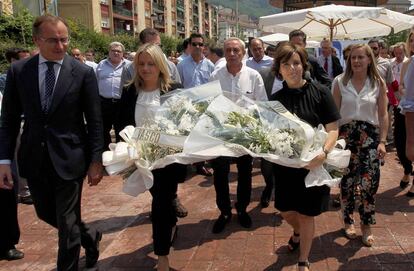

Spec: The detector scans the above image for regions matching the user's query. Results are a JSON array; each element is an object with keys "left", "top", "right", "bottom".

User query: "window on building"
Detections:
[{"left": 101, "top": 16, "right": 110, "bottom": 28}]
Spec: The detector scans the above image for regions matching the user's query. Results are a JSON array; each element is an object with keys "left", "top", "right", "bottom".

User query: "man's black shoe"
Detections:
[
  {"left": 196, "top": 165, "right": 213, "bottom": 176},
  {"left": 173, "top": 198, "right": 188, "bottom": 218},
  {"left": 237, "top": 211, "right": 252, "bottom": 228},
  {"left": 85, "top": 231, "right": 102, "bottom": 268},
  {"left": 260, "top": 187, "right": 272, "bottom": 208},
  {"left": 212, "top": 213, "right": 232, "bottom": 233},
  {"left": 1, "top": 248, "right": 24, "bottom": 261}
]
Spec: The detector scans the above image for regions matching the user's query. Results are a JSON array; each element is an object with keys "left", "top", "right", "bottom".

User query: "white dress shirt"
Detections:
[
  {"left": 209, "top": 64, "right": 268, "bottom": 101},
  {"left": 334, "top": 75, "right": 380, "bottom": 127},
  {"left": 214, "top": 58, "right": 226, "bottom": 71}
]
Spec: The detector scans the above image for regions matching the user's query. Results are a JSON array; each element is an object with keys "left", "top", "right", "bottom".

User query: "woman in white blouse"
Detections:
[
  {"left": 116, "top": 43, "right": 185, "bottom": 271},
  {"left": 332, "top": 44, "right": 388, "bottom": 247}
]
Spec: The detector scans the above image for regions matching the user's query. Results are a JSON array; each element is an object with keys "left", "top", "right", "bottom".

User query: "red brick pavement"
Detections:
[{"left": 1, "top": 149, "right": 414, "bottom": 271}]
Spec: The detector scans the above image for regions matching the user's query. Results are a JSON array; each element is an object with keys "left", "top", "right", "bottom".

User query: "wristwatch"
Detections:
[{"left": 323, "top": 147, "right": 330, "bottom": 156}]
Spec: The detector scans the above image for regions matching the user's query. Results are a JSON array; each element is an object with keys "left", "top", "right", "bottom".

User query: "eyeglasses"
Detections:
[
  {"left": 225, "top": 48, "right": 241, "bottom": 54},
  {"left": 191, "top": 42, "right": 204, "bottom": 47},
  {"left": 38, "top": 37, "right": 70, "bottom": 45},
  {"left": 110, "top": 49, "right": 123, "bottom": 54},
  {"left": 370, "top": 47, "right": 379, "bottom": 50}
]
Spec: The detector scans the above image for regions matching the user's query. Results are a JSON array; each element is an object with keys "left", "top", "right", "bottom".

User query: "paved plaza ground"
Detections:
[{"left": 1, "top": 148, "right": 414, "bottom": 271}]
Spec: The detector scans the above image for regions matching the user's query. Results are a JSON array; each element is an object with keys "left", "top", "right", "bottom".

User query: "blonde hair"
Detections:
[
  {"left": 130, "top": 43, "right": 172, "bottom": 93},
  {"left": 342, "top": 44, "right": 384, "bottom": 88}
]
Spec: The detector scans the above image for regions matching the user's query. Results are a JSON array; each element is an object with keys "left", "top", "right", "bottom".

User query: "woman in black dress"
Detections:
[
  {"left": 270, "top": 43, "right": 340, "bottom": 271},
  {"left": 116, "top": 43, "right": 185, "bottom": 271}
]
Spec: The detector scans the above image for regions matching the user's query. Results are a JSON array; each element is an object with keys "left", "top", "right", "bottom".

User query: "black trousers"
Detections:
[
  {"left": 150, "top": 164, "right": 183, "bottom": 256},
  {"left": 394, "top": 108, "right": 413, "bottom": 176},
  {"left": 27, "top": 152, "right": 98, "bottom": 271},
  {"left": 0, "top": 187, "right": 19, "bottom": 253},
  {"left": 261, "top": 158, "right": 275, "bottom": 194},
  {"left": 212, "top": 155, "right": 253, "bottom": 214},
  {"left": 100, "top": 97, "right": 122, "bottom": 149}
]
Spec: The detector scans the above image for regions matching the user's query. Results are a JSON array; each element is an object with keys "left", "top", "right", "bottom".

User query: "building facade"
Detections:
[
  {"left": 381, "top": 0, "right": 411, "bottom": 13},
  {"left": 57, "top": 0, "right": 218, "bottom": 39},
  {"left": 218, "top": 7, "right": 259, "bottom": 43}
]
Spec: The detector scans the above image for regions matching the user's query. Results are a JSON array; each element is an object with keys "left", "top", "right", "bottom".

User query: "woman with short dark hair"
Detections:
[{"left": 271, "top": 43, "right": 340, "bottom": 271}]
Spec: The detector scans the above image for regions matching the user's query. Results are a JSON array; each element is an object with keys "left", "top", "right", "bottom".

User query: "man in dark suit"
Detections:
[
  {"left": 0, "top": 15, "right": 104, "bottom": 270},
  {"left": 318, "top": 39, "right": 343, "bottom": 80},
  {"left": 289, "top": 30, "right": 332, "bottom": 88}
]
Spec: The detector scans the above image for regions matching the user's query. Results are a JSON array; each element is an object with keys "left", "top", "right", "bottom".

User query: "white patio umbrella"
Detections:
[
  {"left": 259, "top": 33, "right": 320, "bottom": 48},
  {"left": 259, "top": 4, "right": 414, "bottom": 41},
  {"left": 260, "top": 33, "right": 289, "bottom": 45}
]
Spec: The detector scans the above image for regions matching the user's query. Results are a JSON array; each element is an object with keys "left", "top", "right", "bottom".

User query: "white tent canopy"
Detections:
[
  {"left": 259, "top": 33, "right": 320, "bottom": 48},
  {"left": 259, "top": 4, "right": 414, "bottom": 41}
]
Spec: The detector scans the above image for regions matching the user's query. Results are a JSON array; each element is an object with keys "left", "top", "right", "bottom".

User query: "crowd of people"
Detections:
[{"left": 0, "top": 14, "right": 414, "bottom": 271}]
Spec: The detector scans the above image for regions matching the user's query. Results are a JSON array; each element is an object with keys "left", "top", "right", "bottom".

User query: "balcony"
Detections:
[
  {"left": 153, "top": 1, "right": 164, "bottom": 13},
  {"left": 177, "top": 25, "right": 185, "bottom": 33},
  {"left": 177, "top": 0, "right": 184, "bottom": 10},
  {"left": 177, "top": 16, "right": 185, "bottom": 23},
  {"left": 114, "top": 28, "right": 131, "bottom": 35},
  {"left": 113, "top": 5, "right": 132, "bottom": 17},
  {"left": 154, "top": 20, "right": 165, "bottom": 28},
  {"left": 193, "top": 17, "right": 199, "bottom": 25}
]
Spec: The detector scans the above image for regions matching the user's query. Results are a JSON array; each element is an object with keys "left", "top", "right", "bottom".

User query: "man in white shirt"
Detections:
[
  {"left": 205, "top": 45, "right": 226, "bottom": 70},
  {"left": 391, "top": 42, "right": 408, "bottom": 85},
  {"left": 246, "top": 38, "right": 273, "bottom": 72},
  {"left": 71, "top": 48, "right": 98, "bottom": 72},
  {"left": 209, "top": 37, "right": 267, "bottom": 234},
  {"left": 96, "top": 42, "right": 131, "bottom": 148},
  {"left": 368, "top": 39, "right": 394, "bottom": 86}
]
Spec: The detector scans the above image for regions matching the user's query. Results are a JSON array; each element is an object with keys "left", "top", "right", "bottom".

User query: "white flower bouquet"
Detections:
[
  {"left": 102, "top": 81, "right": 222, "bottom": 196},
  {"left": 184, "top": 94, "right": 351, "bottom": 187}
]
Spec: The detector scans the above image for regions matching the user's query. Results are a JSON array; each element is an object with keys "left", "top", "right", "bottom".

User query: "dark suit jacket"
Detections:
[
  {"left": 259, "top": 67, "right": 276, "bottom": 100},
  {"left": 0, "top": 55, "right": 103, "bottom": 180},
  {"left": 331, "top": 55, "right": 343, "bottom": 78},
  {"left": 308, "top": 55, "right": 332, "bottom": 89}
]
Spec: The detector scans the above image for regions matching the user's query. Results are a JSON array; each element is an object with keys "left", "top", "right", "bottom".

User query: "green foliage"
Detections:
[
  {"left": 160, "top": 34, "right": 182, "bottom": 56},
  {"left": 385, "top": 30, "right": 409, "bottom": 47}
]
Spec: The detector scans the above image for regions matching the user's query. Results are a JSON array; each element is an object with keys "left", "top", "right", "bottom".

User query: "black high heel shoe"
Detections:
[
  {"left": 287, "top": 232, "right": 300, "bottom": 252},
  {"left": 298, "top": 260, "right": 310, "bottom": 270},
  {"left": 400, "top": 179, "right": 410, "bottom": 189}
]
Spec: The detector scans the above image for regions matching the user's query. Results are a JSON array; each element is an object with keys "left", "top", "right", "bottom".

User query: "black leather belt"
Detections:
[{"left": 100, "top": 96, "right": 120, "bottom": 103}]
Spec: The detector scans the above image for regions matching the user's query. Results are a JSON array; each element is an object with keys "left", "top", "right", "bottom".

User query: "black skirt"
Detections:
[{"left": 273, "top": 164, "right": 330, "bottom": 217}]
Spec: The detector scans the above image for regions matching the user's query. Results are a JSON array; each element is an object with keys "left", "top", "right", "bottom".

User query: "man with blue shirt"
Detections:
[
  {"left": 96, "top": 42, "right": 131, "bottom": 149},
  {"left": 246, "top": 38, "right": 273, "bottom": 71},
  {"left": 177, "top": 33, "right": 214, "bottom": 89}
]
